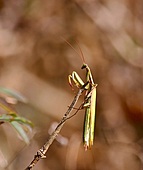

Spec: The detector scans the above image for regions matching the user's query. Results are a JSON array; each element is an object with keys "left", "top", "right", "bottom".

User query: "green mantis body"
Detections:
[
  {"left": 69, "top": 63, "right": 97, "bottom": 150},
  {"left": 63, "top": 37, "right": 97, "bottom": 150}
]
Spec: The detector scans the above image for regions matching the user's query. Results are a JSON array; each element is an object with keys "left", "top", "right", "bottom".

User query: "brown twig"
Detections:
[{"left": 25, "top": 88, "right": 84, "bottom": 170}]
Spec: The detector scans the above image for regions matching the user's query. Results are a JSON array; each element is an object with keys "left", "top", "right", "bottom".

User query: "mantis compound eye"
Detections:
[{"left": 81, "top": 63, "right": 87, "bottom": 69}]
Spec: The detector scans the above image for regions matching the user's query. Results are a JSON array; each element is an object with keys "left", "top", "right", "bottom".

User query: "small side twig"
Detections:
[{"left": 25, "top": 88, "right": 84, "bottom": 170}]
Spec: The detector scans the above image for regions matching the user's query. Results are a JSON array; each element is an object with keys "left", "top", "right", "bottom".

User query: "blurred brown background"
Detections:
[{"left": 0, "top": 0, "right": 143, "bottom": 170}]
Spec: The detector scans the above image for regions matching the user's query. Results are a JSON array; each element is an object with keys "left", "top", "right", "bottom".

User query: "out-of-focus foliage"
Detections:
[
  {"left": 0, "top": 87, "right": 27, "bottom": 103},
  {"left": 0, "top": 87, "right": 33, "bottom": 144},
  {"left": 0, "top": 0, "right": 143, "bottom": 170}
]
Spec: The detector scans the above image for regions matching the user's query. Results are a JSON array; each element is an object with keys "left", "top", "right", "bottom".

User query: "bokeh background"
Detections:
[{"left": 0, "top": 0, "right": 143, "bottom": 170}]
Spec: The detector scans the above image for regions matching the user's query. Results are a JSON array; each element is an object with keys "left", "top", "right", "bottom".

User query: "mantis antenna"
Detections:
[{"left": 61, "top": 37, "right": 85, "bottom": 64}]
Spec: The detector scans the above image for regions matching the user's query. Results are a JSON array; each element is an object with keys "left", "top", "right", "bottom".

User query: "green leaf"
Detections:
[
  {"left": 0, "top": 102, "right": 16, "bottom": 114},
  {"left": 0, "top": 87, "right": 27, "bottom": 103},
  {"left": 0, "top": 114, "right": 15, "bottom": 122},
  {"left": 14, "top": 116, "right": 33, "bottom": 127},
  {"left": 11, "top": 121, "right": 30, "bottom": 144},
  {"left": 0, "top": 114, "right": 33, "bottom": 127}
]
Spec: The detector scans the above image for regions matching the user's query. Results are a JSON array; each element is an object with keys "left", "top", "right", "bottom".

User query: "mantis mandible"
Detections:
[{"left": 64, "top": 39, "right": 97, "bottom": 150}]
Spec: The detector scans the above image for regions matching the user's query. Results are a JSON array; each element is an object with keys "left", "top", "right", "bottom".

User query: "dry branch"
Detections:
[{"left": 25, "top": 88, "right": 84, "bottom": 170}]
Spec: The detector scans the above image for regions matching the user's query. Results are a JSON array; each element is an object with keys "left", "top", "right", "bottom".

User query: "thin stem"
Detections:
[{"left": 25, "top": 88, "right": 84, "bottom": 170}]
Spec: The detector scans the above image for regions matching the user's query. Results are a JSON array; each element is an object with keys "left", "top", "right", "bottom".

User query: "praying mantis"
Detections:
[{"left": 65, "top": 39, "right": 98, "bottom": 150}]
